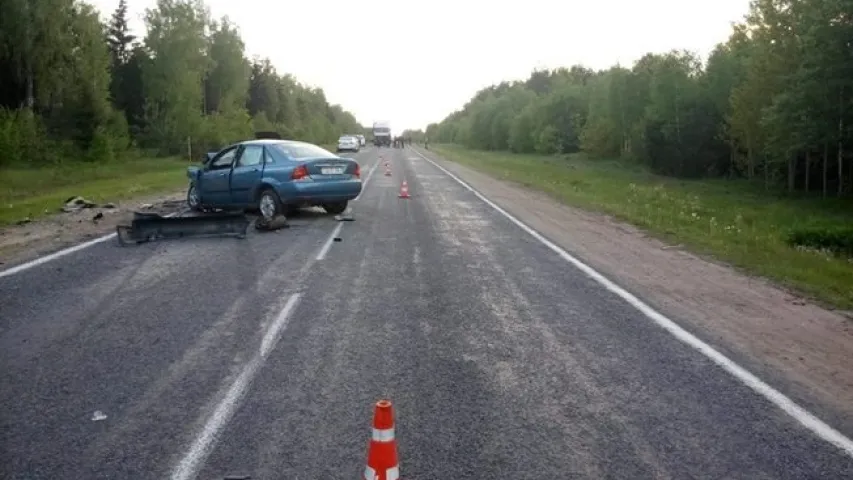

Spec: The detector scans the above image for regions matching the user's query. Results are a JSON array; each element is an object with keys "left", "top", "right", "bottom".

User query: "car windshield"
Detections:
[{"left": 270, "top": 142, "right": 336, "bottom": 159}]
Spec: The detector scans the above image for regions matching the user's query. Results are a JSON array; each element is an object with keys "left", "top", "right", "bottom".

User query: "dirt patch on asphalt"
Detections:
[
  {"left": 417, "top": 147, "right": 853, "bottom": 429},
  {"left": 0, "top": 191, "right": 186, "bottom": 269}
]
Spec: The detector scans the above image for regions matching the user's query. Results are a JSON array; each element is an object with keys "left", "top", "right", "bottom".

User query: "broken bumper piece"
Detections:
[{"left": 116, "top": 212, "right": 250, "bottom": 246}]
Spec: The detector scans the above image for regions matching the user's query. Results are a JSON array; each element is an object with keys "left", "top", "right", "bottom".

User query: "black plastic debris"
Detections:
[{"left": 116, "top": 212, "right": 250, "bottom": 245}]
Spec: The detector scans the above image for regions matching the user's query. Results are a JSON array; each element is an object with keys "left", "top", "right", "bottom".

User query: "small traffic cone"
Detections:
[
  {"left": 398, "top": 181, "right": 410, "bottom": 199},
  {"left": 384, "top": 165, "right": 392, "bottom": 176},
  {"left": 363, "top": 400, "right": 400, "bottom": 480}
]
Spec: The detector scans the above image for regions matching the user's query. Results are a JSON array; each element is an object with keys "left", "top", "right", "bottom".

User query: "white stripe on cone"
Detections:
[{"left": 372, "top": 427, "right": 395, "bottom": 442}]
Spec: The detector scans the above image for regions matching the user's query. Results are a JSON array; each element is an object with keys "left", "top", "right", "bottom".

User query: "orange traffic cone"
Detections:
[
  {"left": 363, "top": 400, "right": 400, "bottom": 480},
  {"left": 398, "top": 181, "right": 410, "bottom": 199}
]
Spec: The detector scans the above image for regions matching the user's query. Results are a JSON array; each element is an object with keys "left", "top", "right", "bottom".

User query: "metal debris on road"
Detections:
[{"left": 91, "top": 411, "right": 107, "bottom": 421}]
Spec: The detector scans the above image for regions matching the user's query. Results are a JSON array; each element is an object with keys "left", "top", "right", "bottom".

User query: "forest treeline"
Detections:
[
  {"left": 0, "top": 0, "right": 364, "bottom": 167},
  {"left": 426, "top": 0, "right": 853, "bottom": 197}
]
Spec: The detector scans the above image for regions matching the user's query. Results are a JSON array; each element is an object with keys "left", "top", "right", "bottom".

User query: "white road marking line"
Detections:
[
  {"left": 354, "top": 162, "right": 380, "bottom": 202},
  {"left": 316, "top": 223, "right": 343, "bottom": 261},
  {"left": 409, "top": 148, "right": 853, "bottom": 458},
  {"left": 314, "top": 154, "right": 382, "bottom": 261},
  {"left": 0, "top": 233, "right": 117, "bottom": 279},
  {"left": 169, "top": 293, "right": 302, "bottom": 480},
  {"left": 0, "top": 212, "right": 180, "bottom": 279}
]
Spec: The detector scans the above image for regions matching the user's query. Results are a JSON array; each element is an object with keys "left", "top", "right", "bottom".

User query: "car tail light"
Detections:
[
  {"left": 353, "top": 163, "right": 361, "bottom": 178},
  {"left": 292, "top": 164, "right": 308, "bottom": 180}
]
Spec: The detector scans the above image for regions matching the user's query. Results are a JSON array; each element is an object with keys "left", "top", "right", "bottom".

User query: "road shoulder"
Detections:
[
  {"left": 0, "top": 191, "right": 186, "bottom": 269},
  {"left": 414, "top": 146, "right": 853, "bottom": 431}
]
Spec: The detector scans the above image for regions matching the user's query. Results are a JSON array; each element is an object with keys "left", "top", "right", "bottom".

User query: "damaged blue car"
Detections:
[{"left": 186, "top": 139, "right": 362, "bottom": 221}]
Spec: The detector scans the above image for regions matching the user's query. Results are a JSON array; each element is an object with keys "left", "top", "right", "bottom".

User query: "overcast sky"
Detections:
[{"left": 90, "top": 0, "right": 751, "bottom": 133}]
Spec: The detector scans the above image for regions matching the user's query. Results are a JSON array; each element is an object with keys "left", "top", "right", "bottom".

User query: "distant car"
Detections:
[
  {"left": 186, "top": 139, "right": 362, "bottom": 220},
  {"left": 355, "top": 134, "right": 366, "bottom": 147},
  {"left": 337, "top": 135, "right": 360, "bottom": 152}
]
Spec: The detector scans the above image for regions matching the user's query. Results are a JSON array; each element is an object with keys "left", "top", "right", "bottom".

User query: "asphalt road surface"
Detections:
[{"left": 2, "top": 146, "right": 852, "bottom": 479}]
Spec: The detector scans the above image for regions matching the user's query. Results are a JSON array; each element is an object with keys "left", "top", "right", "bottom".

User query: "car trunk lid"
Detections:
[{"left": 301, "top": 157, "right": 359, "bottom": 181}]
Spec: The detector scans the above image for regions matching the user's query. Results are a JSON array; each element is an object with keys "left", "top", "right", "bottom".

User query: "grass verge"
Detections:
[
  {"left": 432, "top": 144, "right": 853, "bottom": 309},
  {"left": 0, "top": 156, "right": 191, "bottom": 226}
]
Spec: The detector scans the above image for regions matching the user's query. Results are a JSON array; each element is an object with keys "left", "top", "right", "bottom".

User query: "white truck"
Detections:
[{"left": 372, "top": 121, "right": 391, "bottom": 147}]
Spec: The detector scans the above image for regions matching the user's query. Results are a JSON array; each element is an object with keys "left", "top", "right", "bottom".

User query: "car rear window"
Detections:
[{"left": 270, "top": 142, "right": 336, "bottom": 159}]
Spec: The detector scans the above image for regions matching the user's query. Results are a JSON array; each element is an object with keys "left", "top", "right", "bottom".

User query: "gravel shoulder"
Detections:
[
  {"left": 0, "top": 191, "right": 187, "bottom": 269},
  {"left": 415, "top": 146, "right": 853, "bottom": 432}
]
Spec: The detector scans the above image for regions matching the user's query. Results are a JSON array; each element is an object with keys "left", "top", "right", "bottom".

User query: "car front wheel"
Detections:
[
  {"left": 258, "top": 188, "right": 282, "bottom": 222},
  {"left": 323, "top": 201, "right": 348, "bottom": 215},
  {"left": 187, "top": 184, "right": 202, "bottom": 211}
]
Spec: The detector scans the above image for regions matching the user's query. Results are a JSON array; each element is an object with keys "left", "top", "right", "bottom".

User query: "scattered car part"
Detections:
[
  {"left": 254, "top": 214, "right": 290, "bottom": 231},
  {"left": 62, "top": 196, "right": 98, "bottom": 213},
  {"left": 115, "top": 211, "right": 250, "bottom": 246}
]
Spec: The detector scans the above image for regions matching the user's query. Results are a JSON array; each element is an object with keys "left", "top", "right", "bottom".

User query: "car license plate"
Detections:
[{"left": 321, "top": 167, "right": 345, "bottom": 175}]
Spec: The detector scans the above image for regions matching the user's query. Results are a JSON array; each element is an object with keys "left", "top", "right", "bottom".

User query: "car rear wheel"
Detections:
[
  {"left": 323, "top": 201, "right": 348, "bottom": 215},
  {"left": 258, "top": 188, "right": 282, "bottom": 222},
  {"left": 187, "top": 184, "right": 202, "bottom": 211}
]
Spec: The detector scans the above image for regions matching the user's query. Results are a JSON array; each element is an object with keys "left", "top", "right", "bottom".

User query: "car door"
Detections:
[
  {"left": 199, "top": 146, "right": 239, "bottom": 205},
  {"left": 229, "top": 144, "right": 265, "bottom": 206}
]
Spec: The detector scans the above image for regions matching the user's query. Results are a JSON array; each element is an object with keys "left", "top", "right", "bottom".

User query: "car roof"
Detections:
[{"left": 238, "top": 139, "right": 310, "bottom": 146}]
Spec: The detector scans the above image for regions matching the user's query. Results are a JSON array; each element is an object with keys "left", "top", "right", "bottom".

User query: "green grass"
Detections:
[
  {"left": 0, "top": 156, "right": 192, "bottom": 226},
  {"left": 433, "top": 144, "right": 853, "bottom": 309}
]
